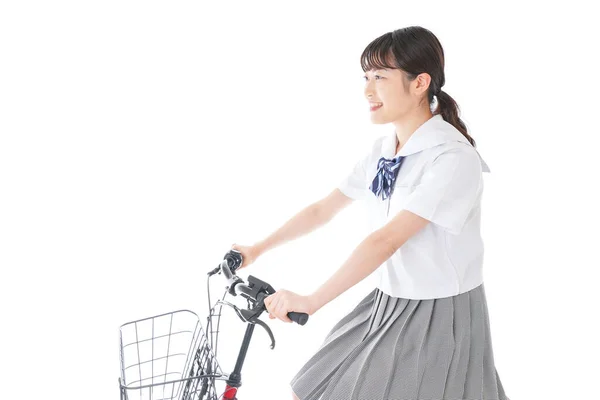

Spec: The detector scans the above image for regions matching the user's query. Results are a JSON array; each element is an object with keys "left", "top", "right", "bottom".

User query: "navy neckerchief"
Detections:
[{"left": 369, "top": 155, "right": 405, "bottom": 200}]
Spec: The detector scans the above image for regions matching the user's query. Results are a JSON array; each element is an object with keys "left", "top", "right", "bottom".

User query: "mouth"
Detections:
[{"left": 370, "top": 102, "right": 383, "bottom": 112}]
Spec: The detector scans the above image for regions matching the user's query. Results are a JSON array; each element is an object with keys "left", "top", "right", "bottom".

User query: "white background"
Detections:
[{"left": 1, "top": 1, "right": 599, "bottom": 399}]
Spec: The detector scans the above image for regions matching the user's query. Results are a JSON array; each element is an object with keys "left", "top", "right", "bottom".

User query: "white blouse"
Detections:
[{"left": 338, "top": 114, "right": 491, "bottom": 299}]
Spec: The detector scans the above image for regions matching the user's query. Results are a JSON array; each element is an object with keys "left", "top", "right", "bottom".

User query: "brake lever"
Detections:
[
  {"left": 215, "top": 300, "right": 247, "bottom": 323},
  {"left": 242, "top": 292, "right": 276, "bottom": 349},
  {"left": 215, "top": 299, "right": 276, "bottom": 350},
  {"left": 249, "top": 318, "right": 275, "bottom": 350}
]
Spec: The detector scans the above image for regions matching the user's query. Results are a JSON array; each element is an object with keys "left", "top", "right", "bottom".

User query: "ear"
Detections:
[{"left": 414, "top": 72, "right": 432, "bottom": 96}]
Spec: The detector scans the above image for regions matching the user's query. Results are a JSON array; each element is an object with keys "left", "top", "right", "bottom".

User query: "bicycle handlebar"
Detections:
[{"left": 209, "top": 249, "right": 309, "bottom": 326}]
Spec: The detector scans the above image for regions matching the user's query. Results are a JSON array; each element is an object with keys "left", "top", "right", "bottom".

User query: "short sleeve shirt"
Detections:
[{"left": 338, "top": 114, "right": 491, "bottom": 299}]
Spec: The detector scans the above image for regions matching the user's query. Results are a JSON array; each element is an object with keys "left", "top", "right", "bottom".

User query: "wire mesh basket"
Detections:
[{"left": 119, "top": 309, "right": 224, "bottom": 400}]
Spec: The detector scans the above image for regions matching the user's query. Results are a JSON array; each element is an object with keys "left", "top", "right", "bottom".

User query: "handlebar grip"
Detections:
[
  {"left": 226, "top": 249, "right": 243, "bottom": 272},
  {"left": 287, "top": 311, "right": 309, "bottom": 325}
]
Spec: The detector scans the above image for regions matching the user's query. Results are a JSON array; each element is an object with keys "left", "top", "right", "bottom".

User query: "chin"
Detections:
[{"left": 370, "top": 115, "right": 390, "bottom": 125}]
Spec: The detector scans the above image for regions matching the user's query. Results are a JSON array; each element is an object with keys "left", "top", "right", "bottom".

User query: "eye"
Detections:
[{"left": 363, "top": 75, "right": 383, "bottom": 81}]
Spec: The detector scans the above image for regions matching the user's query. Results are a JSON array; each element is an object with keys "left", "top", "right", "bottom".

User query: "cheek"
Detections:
[
  {"left": 385, "top": 93, "right": 412, "bottom": 114},
  {"left": 375, "top": 90, "right": 395, "bottom": 108},
  {"left": 382, "top": 87, "right": 405, "bottom": 105}
]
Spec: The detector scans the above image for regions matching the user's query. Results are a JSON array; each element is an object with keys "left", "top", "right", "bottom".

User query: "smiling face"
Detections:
[
  {"left": 362, "top": 49, "right": 433, "bottom": 125},
  {"left": 363, "top": 67, "right": 414, "bottom": 124}
]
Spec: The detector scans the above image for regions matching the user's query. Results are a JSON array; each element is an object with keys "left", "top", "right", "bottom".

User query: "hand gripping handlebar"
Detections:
[{"left": 208, "top": 249, "right": 309, "bottom": 325}]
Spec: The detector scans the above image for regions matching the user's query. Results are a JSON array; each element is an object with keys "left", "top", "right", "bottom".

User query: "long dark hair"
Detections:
[{"left": 360, "top": 26, "right": 476, "bottom": 148}]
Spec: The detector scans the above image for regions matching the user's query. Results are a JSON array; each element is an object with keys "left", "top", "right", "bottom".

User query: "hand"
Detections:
[
  {"left": 264, "top": 289, "right": 317, "bottom": 323},
  {"left": 231, "top": 243, "right": 261, "bottom": 270}
]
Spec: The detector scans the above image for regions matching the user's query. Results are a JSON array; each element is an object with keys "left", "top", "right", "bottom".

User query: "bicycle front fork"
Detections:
[{"left": 223, "top": 322, "right": 256, "bottom": 399}]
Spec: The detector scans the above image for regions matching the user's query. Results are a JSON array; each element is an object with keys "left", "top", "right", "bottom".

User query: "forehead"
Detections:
[
  {"left": 365, "top": 68, "right": 392, "bottom": 74},
  {"left": 365, "top": 68, "right": 404, "bottom": 79}
]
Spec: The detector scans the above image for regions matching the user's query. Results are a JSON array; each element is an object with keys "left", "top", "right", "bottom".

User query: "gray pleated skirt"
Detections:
[{"left": 290, "top": 282, "right": 510, "bottom": 400}]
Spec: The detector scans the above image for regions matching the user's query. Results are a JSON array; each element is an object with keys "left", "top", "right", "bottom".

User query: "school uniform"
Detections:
[{"left": 290, "top": 114, "right": 510, "bottom": 400}]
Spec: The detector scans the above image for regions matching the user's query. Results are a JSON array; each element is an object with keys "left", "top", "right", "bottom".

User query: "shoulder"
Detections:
[
  {"left": 426, "top": 139, "right": 482, "bottom": 173},
  {"left": 412, "top": 141, "right": 483, "bottom": 190},
  {"left": 429, "top": 121, "right": 491, "bottom": 172}
]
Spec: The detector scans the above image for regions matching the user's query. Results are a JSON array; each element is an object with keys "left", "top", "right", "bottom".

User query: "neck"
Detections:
[{"left": 392, "top": 109, "right": 434, "bottom": 154}]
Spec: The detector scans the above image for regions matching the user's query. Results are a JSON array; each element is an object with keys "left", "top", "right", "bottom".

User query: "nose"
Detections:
[{"left": 364, "top": 80, "right": 376, "bottom": 100}]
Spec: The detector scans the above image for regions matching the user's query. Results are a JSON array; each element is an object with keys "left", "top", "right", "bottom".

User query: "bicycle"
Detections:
[{"left": 118, "top": 249, "right": 310, "bottom": 400}]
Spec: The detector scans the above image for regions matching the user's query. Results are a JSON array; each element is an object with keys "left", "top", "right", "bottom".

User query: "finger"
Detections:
[
  {"left": 281, "top": 309, "right": 292, "bottom": 323},
  {"left": 279, "top": 297, "right": 293, "bottom": 323},
  {"left": 275, "top": 299, "right": 288, "bottom": 322},
  {"left": 275, "top": 299, "right": 291, "bottom": 322},
  {"left": 265, "top": 294, "right": 275, "bottom": 309},
  {"left": 269, "top": 295, "right": 281, "bottom": 318}
]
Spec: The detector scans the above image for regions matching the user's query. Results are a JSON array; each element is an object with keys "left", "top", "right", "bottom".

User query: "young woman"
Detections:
[{"left": 233, "top": 26, "right": 510, "bottom": 400}]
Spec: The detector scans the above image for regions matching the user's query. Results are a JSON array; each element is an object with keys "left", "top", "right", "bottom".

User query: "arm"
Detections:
[
  {"left": 254, "top": 188, "right": 354, "bottom": 258},
  {"left": 309, "top": 147, "right": 483, "bottom": 313},
  {"left": 309, "top": 209, "right": 430, "bottom": 314}
]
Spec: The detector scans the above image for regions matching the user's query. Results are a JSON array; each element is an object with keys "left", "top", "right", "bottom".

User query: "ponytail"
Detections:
[{"left": 434, "top": 90, "right": 476, "bottom": 148}]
